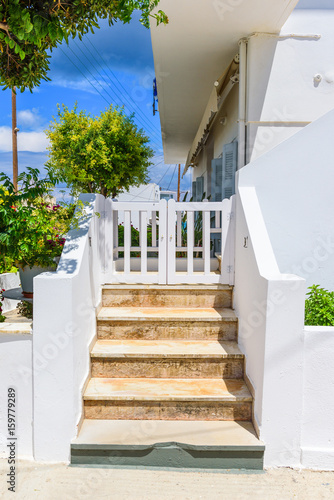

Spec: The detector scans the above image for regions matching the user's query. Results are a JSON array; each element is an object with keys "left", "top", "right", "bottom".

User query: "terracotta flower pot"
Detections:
[{"left": 18, "top": 265, "right": 56, "bottom": 298}]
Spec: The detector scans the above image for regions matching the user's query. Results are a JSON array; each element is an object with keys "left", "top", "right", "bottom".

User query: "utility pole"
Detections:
[
  {"left": 12, "top": 87, "right": 18, "bottom": 192},
  {"left": 177, "top": 163, "right": 181, "bottom": 201}
]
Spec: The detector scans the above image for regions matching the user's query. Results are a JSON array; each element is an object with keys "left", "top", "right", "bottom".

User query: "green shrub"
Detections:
[
  {"left": 0, "top": 256, "right": 17, "bottom": 274},
  {"left": 117, "top": 224, "right": 157, "bottom": 258},
  {"left": 305, "top": 285, "right": 334, "bottom": 326}
]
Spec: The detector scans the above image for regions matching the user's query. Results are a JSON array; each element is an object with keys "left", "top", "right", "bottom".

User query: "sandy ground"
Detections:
[{"left": 0, "top": 460, "right": 333, "bottom": 500}]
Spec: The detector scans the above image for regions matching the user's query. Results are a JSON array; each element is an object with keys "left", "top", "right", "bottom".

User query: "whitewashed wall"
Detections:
[
  {"left": 192, "top": 7, "right": 334, "bottom": 186},
  {"left": 247, "top": 9, "right": 334, "bottom": 163},
  {"left": 239, "top": 107, "right": 334, "bottom": 292},
  {"left": 33, "top": 194, "right": 105, "bottom": 462},
  {"left": 235, "top": 107, "right": 334, "bottom": 468},
  {"left": 301, "top": 326, "right": 334, "bottom": 470},
  {"left": 234, "top": 186, "right": 306, "bottom": 467},
  {"left": 213, "top": 85, "right": 239, "bottom": 159},
  {"left": 0, "top": 332, "right": 33, "bottom": 459},
  {"left": 0, "top": 273, "right": 20, "bottom": 313}
]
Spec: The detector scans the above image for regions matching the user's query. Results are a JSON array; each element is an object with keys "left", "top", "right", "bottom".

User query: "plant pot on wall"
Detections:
[{"left": 18, "top": 265, "right": 55, "bottom": 298}]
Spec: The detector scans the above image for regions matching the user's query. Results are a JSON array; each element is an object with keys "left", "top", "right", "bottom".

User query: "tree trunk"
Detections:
[{"left": 100, "top": 186, "right": 108, "bottom": 198}]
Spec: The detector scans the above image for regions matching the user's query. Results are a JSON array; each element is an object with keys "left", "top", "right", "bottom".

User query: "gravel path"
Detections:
[{"left": 0, "top": 460, "right": 334, "bottom": 499}]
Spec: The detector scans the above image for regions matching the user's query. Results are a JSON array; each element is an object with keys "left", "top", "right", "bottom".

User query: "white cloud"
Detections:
[
  {"left": 17, "top": 108, "right": 41, "bottom": 127},
  {"left": 50, "top": 78, "right": 100, "bottom": 95},
  {"left": 0, "top": 126, "right": 49, "bottom": 153}
]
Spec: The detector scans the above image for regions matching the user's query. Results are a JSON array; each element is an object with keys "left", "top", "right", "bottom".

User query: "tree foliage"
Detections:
[
  {"left": 0, "top": 0, "right": 167, "bottom": 92},
  {"left": 0, "top": 167, "right": 75, "bottom": 268},
  {"left": 45, "top": 104, "right": 154, "bottom": 198}
]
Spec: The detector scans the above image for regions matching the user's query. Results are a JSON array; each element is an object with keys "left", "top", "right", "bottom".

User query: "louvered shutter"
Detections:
[
  {"left": 222, "top": 142, "right": 238, "bottom": 200},
  {"left": 196, "top": 176, "right": 204, "bottom": 201},
  {"left": 211, "top": 158, "right": 223, "bottom": 202},
  {"left": 192, "top": 181, "right": 197, "bottom": 201}
]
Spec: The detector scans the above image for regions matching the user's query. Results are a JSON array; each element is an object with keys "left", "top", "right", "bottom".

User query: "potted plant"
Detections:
[{"left": 0, "top": 168, "right": 75, "bottom": 297}]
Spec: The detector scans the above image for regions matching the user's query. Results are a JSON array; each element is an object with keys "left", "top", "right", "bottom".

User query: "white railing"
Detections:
[
  {"left": 104, "top": 199, "right": 167, "bottom": 284},
  {"left": 167, "top": 197, "right": 235, "bottom": 284},
  {"left": 104, "top": 197, "right": 235, "bottom": 285}
]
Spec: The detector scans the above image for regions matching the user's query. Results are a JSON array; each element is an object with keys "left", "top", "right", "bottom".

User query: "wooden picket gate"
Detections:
[{"left": 105, "top": 197, "right": 235, "bottom": 285}]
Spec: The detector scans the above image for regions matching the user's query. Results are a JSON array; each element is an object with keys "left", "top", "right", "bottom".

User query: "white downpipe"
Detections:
[{"left": 238, "top": 39, "right": 247, "bottom": 170}]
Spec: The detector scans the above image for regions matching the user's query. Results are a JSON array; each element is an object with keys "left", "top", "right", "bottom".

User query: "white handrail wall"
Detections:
[
  {"left": 234, "top": 185, "right": 306, "bottom": 467},
  {"left": 33, "top": 193, "right": 105, "bottom": 461}
]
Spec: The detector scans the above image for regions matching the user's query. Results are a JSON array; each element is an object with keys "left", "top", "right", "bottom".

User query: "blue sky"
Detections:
[{"left": 0, "top": 13, "right": 191, "bottom": 199}]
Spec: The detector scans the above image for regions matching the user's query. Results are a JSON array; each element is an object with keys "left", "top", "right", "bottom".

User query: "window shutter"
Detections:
[
  {"left": 192, "top": 181, "right": 197, "bottom": 201},
  {"left": 211, "top": 158, "right": 223, "bottom": 202},
  {"left": 222, "top": 141, "right": 238, "bottom": 200},
  {"left": 196, "top": 176, "right": 204, "bottom": 201}
]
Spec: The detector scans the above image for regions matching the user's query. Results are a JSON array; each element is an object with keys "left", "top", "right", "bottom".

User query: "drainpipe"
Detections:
[{"left": 238, "top": 38, "right": 247, "bottom": 170}]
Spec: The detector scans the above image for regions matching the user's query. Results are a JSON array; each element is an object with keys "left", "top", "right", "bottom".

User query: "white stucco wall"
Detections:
[
  {"left": 213, "top": 85, "right": 239, "bottom": 159},
  {"left": 301, "top": 326, "right": 334, "bottom": 470},
  {"left": 239, "top": 107, "right": 334, "bottom": 292},
  {"left": 0, "top": 333, "right": 33, "bottom": 459},
  {"left": 33, "top": 194, "right": 105, "bottom": 462},
  {"left": 234, "top": 186, "right": 306, "bottom": 467},
  {"left": 193, "top": 6, "right": 334, "bottom": 185},
  {"left": 0, "top": 273, "right": 20, "bottom": 313},
  {"left": 235, "top": 106, "right": 334, "bottom": 468},
  {"left": 247, "top": 9, "right": 334, "bottom": 163}
]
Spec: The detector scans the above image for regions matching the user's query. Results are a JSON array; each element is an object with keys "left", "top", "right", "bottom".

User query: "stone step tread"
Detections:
[
  {"left": 97, "top": 307, "right": 237, "bottom": 322},
  {"left": 91, "top": 340, "right": 243, "bottom": 359},
  {"left": 84, "top": 378, "right": 252, "bottom": 402},
  {"left": 102, "top": 284, "right": 232, "bottom": 291},
  {"left": 72, "top": 419, "right": 263, "bottom": 450}
]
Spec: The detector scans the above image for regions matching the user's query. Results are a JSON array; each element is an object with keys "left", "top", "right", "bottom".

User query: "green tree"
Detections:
[
  {"left": 0, "top": 1, "right": 167, "bottom": 92},
  {"left": 46, "top": 104, "right": 153, "bottom": 198}
]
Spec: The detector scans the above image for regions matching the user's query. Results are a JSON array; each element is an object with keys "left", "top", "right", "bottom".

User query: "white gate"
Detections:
[
  {"left": 104, "top": 199, "right": 167, "bottom": 284},
  {"left": 167, "top": 198, "right": 235, "bottom": 285},
  {"left": 104, "top": 197, "right": 235, "bottom": 285}
]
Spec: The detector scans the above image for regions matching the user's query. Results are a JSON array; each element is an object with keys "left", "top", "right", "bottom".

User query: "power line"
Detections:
[
  {"left": 59, "top": 48, "right": 110, "bottom": 105},
  {"left": 148, "top": 157, "right": 165, "bottom": 171},
  {"left": 73, "top": 39, "right": 162, "bottom": 146},
  {"left": 85, "top": 37, "right": 161, "bottom": 142},
  {"left": 73, "top": 39, "right": 123, "bottom": 106},
  {"left": 154, "top": 163, "right": 175, "bottom": 186},
  {"left": 66, "top": 45, "right": 119, "bottom": 106},
  {"left": 167, "top": 164, "right": 178, "bottom": 190},
  {"left": 60, "top": 43, "right": 163, "bottom": 152}
]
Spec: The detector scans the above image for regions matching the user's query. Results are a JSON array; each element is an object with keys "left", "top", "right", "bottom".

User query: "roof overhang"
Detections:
[{"left": 151, "top": 0, "right": 300, "bottom": 164}]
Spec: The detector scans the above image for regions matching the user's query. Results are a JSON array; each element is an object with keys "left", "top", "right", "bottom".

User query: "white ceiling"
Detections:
[{"left": 151, "top": 0, "right": 300, "bottom": 163}]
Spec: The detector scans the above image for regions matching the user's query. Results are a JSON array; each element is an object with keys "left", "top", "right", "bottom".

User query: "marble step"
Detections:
[
  {"left": 102, "top": 284, "right": 232, "bottom": 309},
  {"left": 97, "top": 307, "right": 238, "bottom": 341},
  {"left": 91, "top": 339, "right": 244, "bottom": 379},
  {"left": 84, "top": 378, "right": 252, "bottom": 421},
  {"left": 71, "top": 419, "right": 264, "bottom": 470}
]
